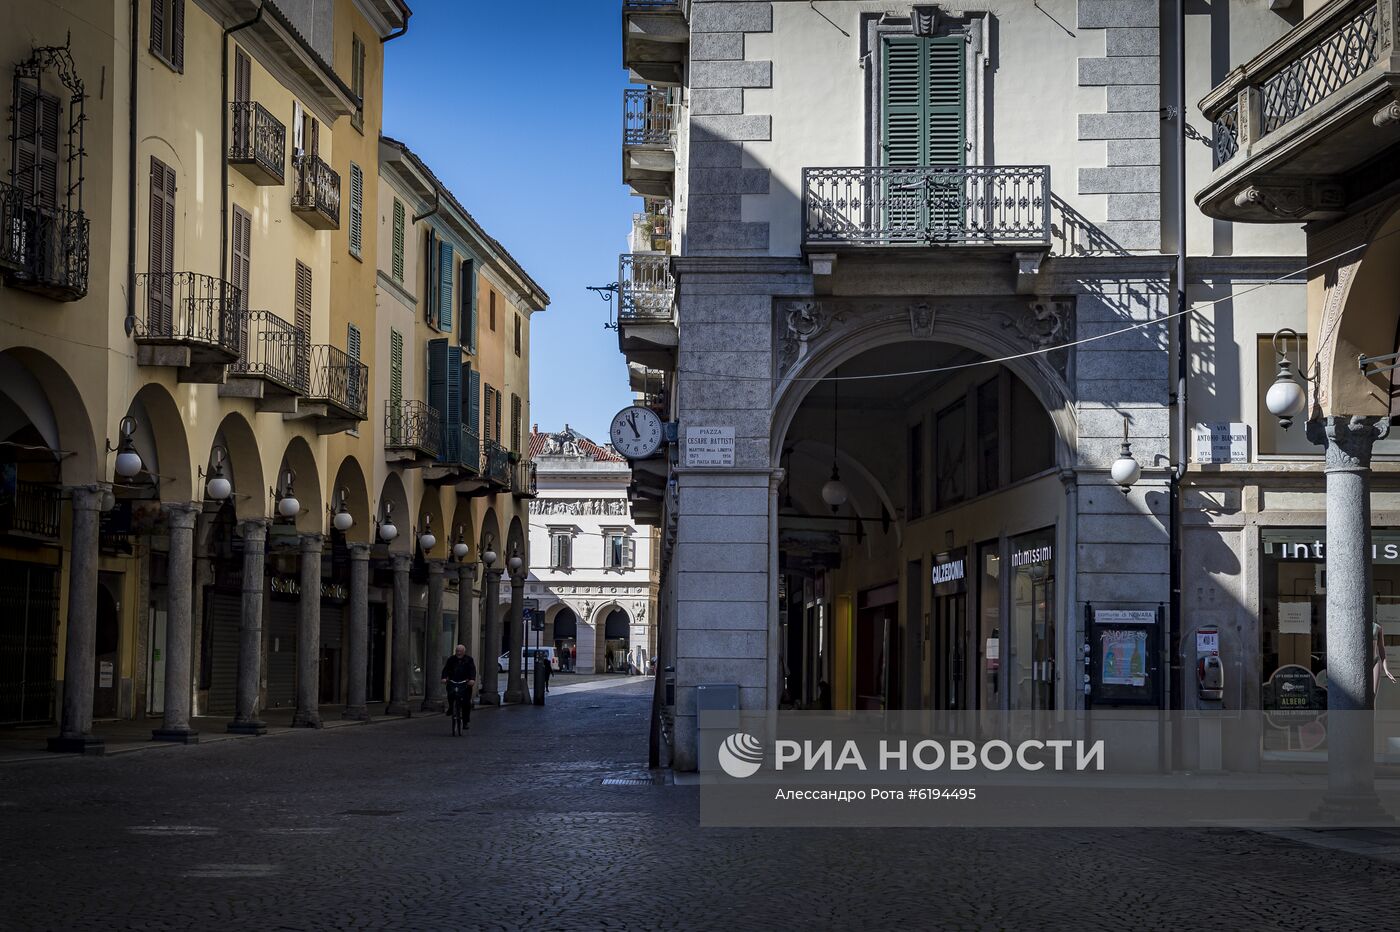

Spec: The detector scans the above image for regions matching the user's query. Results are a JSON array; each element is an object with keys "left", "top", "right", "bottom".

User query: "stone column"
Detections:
[
  {"left": 458, "top": 563, "right": 477, "bottom": 702},
  {"left": 342, "top": 542, "right": 371, "bottom": 720},
  {"left": 480, "top": 566, "right": 503, "bottom": 705},
  {"left": 421, "top": 560, "right": 446, "bottom": 711},
  {"left": 504, "top": 570, "right": 525, "bottom": 704},
  {"left": 228, "top": 518, "right": 269, "bottom": 735},
  {"left": 291, "top": 533, "right": 323, "bottom": 728},
  {"left": 386, "top": 552, "right": 412, "bottom": 716},
  {"left": 1310, "top": 415, "right": 1390, "bottom": 820},
  {"left": 153, "top": 502, "right": 200, "bottom": 743},
  {"left": 49, "top": 486, "right": 104, "bottom": 754}
]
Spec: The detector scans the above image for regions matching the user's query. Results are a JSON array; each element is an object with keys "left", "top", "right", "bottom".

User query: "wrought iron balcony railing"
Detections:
[
  {"left": 0, "top": 479, "right": 61, "bottom": 540},
  {"left": 618, "top": 253, "right": 674, "bottom": 321},
  {"left": 483, "top": 439, "right": 511, "bottom": 487},
  {"left": 0, "top": 180, "right": 90, "bottom": 301},
  {"left": 306, "top": 343, "right": 367, "bottom": 421},
  {"left": 291, "top": 154, "right": 340, "bottom": 229},
  {"left": 624, "top": 87, "right": 675, "bottom": 146},
  {"left": 229, "top": 309, "right": 306, "bottom": 394},
  {"left": 623, "top": 0, "right": 683, "bottom": 10},
  {"left": 803, "top": 165, "right": 1052, "bottom": 248},
  {"left": 134, "top": 271, "right": 243, "bottom": 355},
  {"left": 385, "top": 399, "right": 441, "bottom": 458},
  {"left": 1204, "top": 0, "right": 1385, "bottom": 167},
  {"left": 512, "top": 459, "right": 537, "bottom": 498},
  {"left": 229, "top": 101, "right": 287, "bottom": 185}
]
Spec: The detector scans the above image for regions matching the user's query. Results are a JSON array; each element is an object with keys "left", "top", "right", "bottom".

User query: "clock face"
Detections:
[{"left": 610, "top": 406, "right": 664, "bottom": 460}]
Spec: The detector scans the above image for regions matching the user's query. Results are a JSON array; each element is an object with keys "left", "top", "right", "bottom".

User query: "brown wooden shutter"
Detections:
[
  {"left": 147, "top": 157, "right": 176, "bottom": 335},
  {"left": 234, "top": 48, "right": 251, "bottom": 103},
  {"left": 15, "top": 86, "right": 60, "bottom": 207},
  {"left": 483, "top": 385, "right": 493, "bottom": 442},
  {"left": 150, "top": 0, "right": 164, "bottom": 58},
  {"left": 231, "top": 205, "right": 251, "bottom": 360},
  {"left": 294, "top": 260, "right": 312, "bottom": 392},
  {"left": 171, "top": 0, "right": 185, "bottom": 71}
]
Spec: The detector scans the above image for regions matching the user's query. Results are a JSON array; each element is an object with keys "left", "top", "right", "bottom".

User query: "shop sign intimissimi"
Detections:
[
  {"left": 1268, "top": 532, "right": 1400, "bottom": 562},
  {"left": 1010, "top": 544, "right": 1053, "bottom": 568}
]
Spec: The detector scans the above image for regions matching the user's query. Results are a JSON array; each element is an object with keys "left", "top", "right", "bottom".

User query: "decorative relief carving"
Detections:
[
  {"left": 529, "top": 498, "right": 630, "bottom": 516},
  {"left": 777, "top": 300, "right": 846, "bottom": 375},
  {"left": 1005, "top": 299, "right": 1074, "bottom": 350},
  {"left": 1313, "top": 259, "right": 1357, "bottom": 411},
  {"left": 909, "top": 303, "right": 935, "bottom": 338},
  {"left": 1233, "top": 182, "right": 1345, "bottom": 219},
  {"left": 1306, "top": 416, "right": 1392, "bottom": 470},
  {"left": 911, "top": 4, "right": 944, "bottom": 36}
]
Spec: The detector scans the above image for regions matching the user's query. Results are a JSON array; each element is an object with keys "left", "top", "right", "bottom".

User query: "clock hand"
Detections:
[{"left": 628, "top": 412, "right": 640, "bottom": 439}]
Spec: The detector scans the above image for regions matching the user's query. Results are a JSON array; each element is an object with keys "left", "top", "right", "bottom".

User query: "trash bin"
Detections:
[{"left": 696, "top": 683, "right": 740, "bottom": 774}]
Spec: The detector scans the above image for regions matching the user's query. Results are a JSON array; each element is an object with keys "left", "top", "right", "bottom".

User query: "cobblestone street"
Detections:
[{"left": 2, "top": 679, "right": 1400, "bottom": 930}]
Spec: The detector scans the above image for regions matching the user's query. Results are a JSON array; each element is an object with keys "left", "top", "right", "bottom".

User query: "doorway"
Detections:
[
  {"left": 932, "top": 591, "right": 968, "bottom": 711},
  {"left": 367, "top": 601, "right": 387, "bottom": 702}
]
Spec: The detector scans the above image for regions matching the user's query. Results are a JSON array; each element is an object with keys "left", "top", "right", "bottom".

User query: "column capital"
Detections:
[
  {"left": 239, "top": 517, "right": 271, "bottom": 542},
  {"left": 427, "top": 558, "right": 446, "bottom": 577},
  {"left": 1308, "top": 415, "right": 1392, "bottom": 472},
  {"left": 163, "top": 500, "right": 201, "bottom": 529},
  {"left": 67, "top": 484, "right": 105, "bottom": 512},
  {"left": 299, "top": 532, "right": 324, "bottom": 553},
  {"left": 485, "top": 565, "right": 505, "bottom": 580},
  {"left": 390, "top": 552, "right": 412, "bottom": 572},
  {"left": 348, "top": 541, "right": 372, "bottom": 560}
]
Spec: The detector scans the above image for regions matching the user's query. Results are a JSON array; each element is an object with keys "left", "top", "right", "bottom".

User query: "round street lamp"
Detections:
[
  {"left": 821, "top": 465, "right": 849, "bottom": 511},
  {"left": 202, "top": 445, "right": 232, "bottom": 501},
  {"left": 418, "top": 515, "right": 436, "bottom": 554},
  {"left": 276, "top": 468, "right": 300, "bottom": 518},
  {"left": 507, "top": 545, "right": 524, "bottom": 577},
  {"left": 1110, "top": 416, "right": 1141, "bottom": 494},
  {"left": 331, "top": 487, "right": 354, "bottom": 533},
  {"left": 482, "top": 542, "right": 498, "bottom": 568},
  {"left": 112, "top": 416, "right": 142, "bottom": 479},
  {"left": 452, "top": 526, "right": 470, "bottom": 561},
  {"left": 1266, "top": 327, "right": 1307, "bottom": 431},
  {"left": 377, "top": 502, "right": 398, "bottom": 543}
]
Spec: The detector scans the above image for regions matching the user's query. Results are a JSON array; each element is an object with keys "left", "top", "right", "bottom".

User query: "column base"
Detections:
[
  {"left": 47, "top": 735, "right": 105, "bottom": 755},
  {"left": 341, "top": 705, "right": 370, "bottom": 721},
  {"left": 1309, "top": 793, "right": 1396, "bottom": 826},
  {"left": 385, "top": 702, "right": 412, "bottom": 717},
  {"left": 152, "top": 727, "right": 200, "bottom": 744},
  {"left": 478, "top": 691, "right": 500, "bottom": 706},
  {"left": 290, "top": 711, "right": 322, "bottom": 729},
  {"left": 421, "top": 697, "right": 445, "bottom": 713},
  {"left": 226, "top": 719, "right": 268, "bottom": 736},
  {"left": 503, "top": 688, "right": 526, "bottom": 705}
]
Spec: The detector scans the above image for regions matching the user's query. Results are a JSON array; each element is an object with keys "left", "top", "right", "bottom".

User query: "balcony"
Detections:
[
  {"left": 802, "top": 165, "right": 1052, "bottom": 250},
  {"left": 229, "top": 101, "right": 287, "bottom": 186},
  {"left": 512, "top": 459, "right": 537, "bottom": 499},
  {"left": 623, "top": 0, "right": 687, "bottom": 85},
  {"left": 291, "top": 154, "right": 340, "bottom": 230},
  {"left": 423, "top": 424, "right": 485, "bottom": 487},
  {"left": 1197, "top": 0, "right": 1400, "bottom": 222},
  {"left": 623, "top": 88, "right": 676, "bottom": 199},
  {"left": 617, "top": 252, "right": 677, "bottom": 369},
  {"left": 0, "top": 180, "right": 90, "bottom": 302},
  {"left": 221, "top": 309, "right": 306, "bottom": 411},
  {"left": 483, "top": 439, "right": 512, "bottom": 489},
  {"left": 0, "top": 480, "right": 61, "bottom": 541},
  {"left": 134, "top": 272, "right": 243, "bottom": 381},
  {"left": 385, "top": 399, "right": 441, "bottom": 465},
  {"left": 291, "top": 343, "right": 367, "bottom": 433}
]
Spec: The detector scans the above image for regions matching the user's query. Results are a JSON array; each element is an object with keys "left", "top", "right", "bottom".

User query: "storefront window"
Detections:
[
  {"left": 1010, "top": 529, "right": 1056, "bottom": 711},
  {"left": 978, "top": 541, "right": 1001, "bottom": 711}
]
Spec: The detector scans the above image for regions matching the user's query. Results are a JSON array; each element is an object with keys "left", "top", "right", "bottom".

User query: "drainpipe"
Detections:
[
  {"left": 1168, "top": 0, "right": 1188, "bottom": 758},
  {"left": 125, "top": 0, "right": 139, "bottom": 337},
  {"left": 220, "top": 5, "right": 265, "bottom": 292},
  {"left": 412, "top": 189, "right": 440, "bottom": 224}
]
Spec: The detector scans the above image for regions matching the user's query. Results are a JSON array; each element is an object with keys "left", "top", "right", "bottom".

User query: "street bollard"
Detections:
[{"left": 533, "top": 662, "right": 546, "bottom": 706}]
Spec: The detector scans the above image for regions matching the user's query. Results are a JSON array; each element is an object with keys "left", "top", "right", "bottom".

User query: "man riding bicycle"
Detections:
[{"left": 441, "top": 644, "right": 477, "bottom": 731}]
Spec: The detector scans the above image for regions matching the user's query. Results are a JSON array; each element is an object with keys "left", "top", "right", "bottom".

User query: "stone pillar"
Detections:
[
  {"left": 458, "top": 563, "right": 477, "bottom": 702},
  {"left": 342, "top": 542, "right": 371, "bottom": 720},
  {"left": 421, "top": 560, "right": 446, "bottom": 711},
  {"left": 504, "top": 569, "right": 525, "bottom": 703},
  {"left": 153, "top": 502, "right": 200, "bottom": 743},
  {"left": 49, "top": 485, "right": 104, "bottom": 754},
  {"left": 1310, "top": 416, "right": 1390, "bottom": 820},
  {"left": 480, "top": 566, "right": 503, "bottom": 705},
  {"left": 228, "top": 518, "right": 269, "bottom": 735},
  {"left": 291, "top": 533, "right": 323, "bottom": 728},
  {"left": 386, "top": 552, "right": 412, "bottom": 716}
]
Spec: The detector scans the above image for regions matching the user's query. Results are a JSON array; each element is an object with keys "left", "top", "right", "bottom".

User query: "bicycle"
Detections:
[{"left": 446, "top": 679, "right": 472, "bottom": 736}]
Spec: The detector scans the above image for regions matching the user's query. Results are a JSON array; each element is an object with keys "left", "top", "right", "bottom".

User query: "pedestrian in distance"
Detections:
[
  {"left": 441, "top": 644, "right": 477, "bottom": 729},
  {"left": 542, "top": 656, "right": 553, "bottom": 693}
]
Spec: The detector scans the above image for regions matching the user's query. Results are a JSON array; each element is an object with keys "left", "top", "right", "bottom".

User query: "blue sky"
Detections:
[{"left": 383, "top": 0, "right": 634, "bottom": 442}]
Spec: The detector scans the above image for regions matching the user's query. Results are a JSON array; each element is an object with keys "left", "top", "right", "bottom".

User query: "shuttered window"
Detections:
[
  {"left": 294, "top": 260, "right": 312, "bottom": 391},
  {"left": 460, "top": 258, "right": 476, "bottom": 353},
  {"left": 147, "top": 157, "right": 177, "bottom": 335},
  {"left": 350, "top": 34, "right": 366, "bottom": 131},
  {"left": 438, "top": 239, "right": 453, "bottom": 331},
  {"left": 15, "top": 84, "right": 61, "bottom": 207},
  {"left": 231, "top": 205, "right": 251, "bottom": 364},
  {"left": 493, "top": 387, "right": 503, "bottom": 444},
  {"left": 483, "top": 384, "right": 494, "bottom": 442},
  {"left": 348, "top": 162, "right": 363, "bottom": 258},
  {"left": 424, "top": 227, "right": 438, "bottom": 324},
  {"left": 389, "top": 328, "right": 403, "bottom": 405},
  {"left": 489, "top": 290, "right": 496, "bottom": 331},
  {"left": 151, "top": 0, "right": 185, "bottom": 72},
  {"left": 391, "top": 199, "right": 405, "bottom": 282},
  {"left": 513, "top": 314, "right": 522, "bottom": 357},
  {"left": 466, "top": 365, "right": 481, "bottom": 437},
  {"left": 427, "top": 338, "right": 462, "bottom": 462},
  {"left": 881, "top": 36, "right": 965, "bottom": 168},
  {"left": 233, "top": 48, "right": 251, "bottom": 103},
  {"left": 510, "top": 393, "right": 522, "bottom": 452},
  {"left": 347, "top": 323, "right": 361, "bottom": 360}
]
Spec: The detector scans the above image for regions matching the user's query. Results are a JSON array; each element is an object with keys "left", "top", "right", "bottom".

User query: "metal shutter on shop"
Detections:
[
  {"left": 204, "top": 591, "right": 242, "bottom": 716},
  {"left": 266, "top": 600, "right": 298, "bottom": 709},
  {"left": 0, "top": 562, "right": 58, "bottom": 725},
  {"left": 321, "top": 602, "right": 343, "bottom": 650}
]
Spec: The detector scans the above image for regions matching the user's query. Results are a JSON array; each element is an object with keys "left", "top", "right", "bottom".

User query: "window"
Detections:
[
  {"left": 976, "top": 377, "right": 1000, "bottom": 495},
  {"left": 510, "top": 393, "right": 522, "bottom": 452},
  {"left": 389, "top": 329, "right": 403, "bottom": 406},
  {"left": 348, "top": 162, "right": 363, "bottom": 258},
  {"left": 294, "top": 260, "right": 312, "bottom": 391},
  {"left": 514, "top": 313, "right": 522, "bottom": 356},
  {"left": 346, "top": 323, "right": 361, "bottom": 360},
  {"left": 882, "top": 35, "right": 964, "bottom": 168},
  {"left": 934, "top": 400, "right": 966, "bottom": 508},
  {"left": 437, "top": 239, "right": 453, "bottom": 330},
  {"left": 424, "top": 227, "right": 438, "bottom": 322},
  {"left": 350, "top": 34, "right": 366, "bottom": 131},
  {"left": 483, "top": 383, "right": 494, "bottom": 441},
  {"left": 1008, "top": 375, "right": 1054, "bottom": 482},
  {"left": 147, "top": 157, "right": 177, "bottom": 334},
  {"left": 489, "top": 290, "right": 497, "bottom": 330},
  {"left": 230, "top": 204, "right": 251, "bottom": 314},
  {"left": 493, "top": 387, "right": 503, "bottom": 443},
  {"left": 14, "top": 84, "right": 60, "bottom": 207},
  {"left": 549, "top": 530, "right": 573, "bottom": 571},
  {"left": 605, "top": 530, "right": 636, "bottom": 570},
  {"left": 466, "top": 364, "right": 481, "bottom": 439},
  {"left": 461, "top": 258, "right": 478, "bottom": 353},
  {"left": 1256, "top": 334, "right": 1318, "bottom": 458},
  {"left": 427, "top": 338, "right": 463, "bottom": 462},
  {"left": 907, "top": 422, "right": 924, "bottom": 519},
  {"left": 150, "top": 0, "right": 186, "bottom": 73},
  {"left": 391, "top": 199, "right": 405, "bottom": 283}
]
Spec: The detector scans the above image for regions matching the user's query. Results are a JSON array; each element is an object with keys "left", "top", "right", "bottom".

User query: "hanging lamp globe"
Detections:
[{"left": 821, "top": 465, "right": 848, "bottom": 510}]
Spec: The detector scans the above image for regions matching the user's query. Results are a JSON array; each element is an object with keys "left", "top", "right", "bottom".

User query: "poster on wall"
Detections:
[
  {"left": 1278, "top": 600, "right": 1312, "bottom": 635},
  {"left": 1099, "top": 628, "right": 1148, "bottom": 687}
]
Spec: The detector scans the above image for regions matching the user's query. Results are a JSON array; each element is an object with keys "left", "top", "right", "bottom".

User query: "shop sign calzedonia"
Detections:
[{"left": 684, "top": 426, "right": 735, "bottom": 467}]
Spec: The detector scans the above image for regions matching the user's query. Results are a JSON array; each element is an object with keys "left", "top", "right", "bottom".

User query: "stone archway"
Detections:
[
  {"left": 0, "top": 346, "right": 98, "bottom": 486},
  {"left": 126, "top": 383, "right": 193, "bottom": 504},
  {"left": 275, "top": 435, "right": 322, "bottom": 536},
  {"left": 329, "top": 456, "right": 372, "bottom": 545},
  {"left": 377, "top": 472, "right": 411, "bottom": 553}
]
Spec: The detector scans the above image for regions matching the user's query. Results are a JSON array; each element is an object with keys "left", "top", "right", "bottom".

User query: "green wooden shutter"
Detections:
[
  {"left": 348, "top": 163, "right": 363, "bottom": 258},
  {"left": 438, "top": 240, "right": 453, "bottom": 331},
  {"left": 460, "top": 258, "right": 474, "bottom": 353},
  {"left": 882, "top": 37, "right": 924, "bottom": 169},
  {"left": 389, "top": 329, "right": 403, "bottom": 404},
  {"left": 391, "top": 199, "right": 405, "bottom": 282},
  {"left": 424, "top": 227, "right": 437, "bottom": 324},
  {"left": 924, "top": 38, "right": 965, "bottom": 166},
  {"left": 881, "top": 35, "right": 966, "bottom": 237},
  {"left": 428, "top": 338, "right": 461, "bottom": 462},
  {"left": 467, "top": 365, "right": 481, "bottom": 435}
]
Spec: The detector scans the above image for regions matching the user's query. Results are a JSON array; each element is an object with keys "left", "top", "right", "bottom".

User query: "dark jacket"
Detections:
[{"left": 441, "top": 655, "right": 477, "bottom": 682}]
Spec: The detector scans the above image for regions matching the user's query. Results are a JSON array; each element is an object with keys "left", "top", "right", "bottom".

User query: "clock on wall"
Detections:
[{"left": 609, "top": 405, "right": 664, "bottom": 460}]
